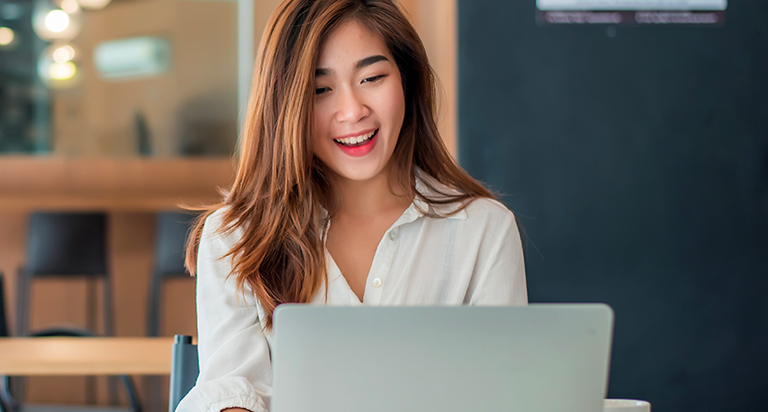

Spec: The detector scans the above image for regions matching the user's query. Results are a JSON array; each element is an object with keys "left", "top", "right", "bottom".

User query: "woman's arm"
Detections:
[{"left": 176, "top": 210, "right": 273, "bottom": 412}]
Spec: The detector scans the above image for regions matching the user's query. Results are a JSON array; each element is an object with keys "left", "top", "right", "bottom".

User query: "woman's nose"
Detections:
[{"left": 335, "top": 88, "right": 369, "bottom": 123}]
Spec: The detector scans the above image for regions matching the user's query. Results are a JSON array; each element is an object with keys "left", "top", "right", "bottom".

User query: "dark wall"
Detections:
[{"left": 458, "top": 2, "right": 768, "bottom": 411}]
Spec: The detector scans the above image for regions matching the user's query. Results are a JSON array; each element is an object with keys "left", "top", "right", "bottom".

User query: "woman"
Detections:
[{"left": 178, "top": 0, "right": 527, "bottom": 411}]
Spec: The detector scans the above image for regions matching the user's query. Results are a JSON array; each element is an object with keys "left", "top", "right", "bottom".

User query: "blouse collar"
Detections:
[{"left": 319, "top": 168, "right": 469, "bottom": 230}]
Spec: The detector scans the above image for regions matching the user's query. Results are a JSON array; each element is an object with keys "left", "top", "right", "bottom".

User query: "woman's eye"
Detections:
[
  {"left": 315, "top": 87, "right": 330, "bottom": 95},
  {"left": 362, "top": 74, "right": 386, "bottom": 84}
]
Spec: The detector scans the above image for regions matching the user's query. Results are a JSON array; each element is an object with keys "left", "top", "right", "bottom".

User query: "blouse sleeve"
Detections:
[
  {"left": 467, "top": 201, "right": 528, "bottom": 306},
  {"left": 176, "top": 210, "right": 272, "bottom": 412}
]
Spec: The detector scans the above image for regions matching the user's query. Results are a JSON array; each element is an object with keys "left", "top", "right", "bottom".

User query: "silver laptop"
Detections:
[{"left": 271, "top": 304, "right": 614, "bottom": 412}]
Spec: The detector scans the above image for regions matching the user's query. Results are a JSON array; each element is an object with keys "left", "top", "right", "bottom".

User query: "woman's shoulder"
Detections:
[
  {"left": 200, "top": 205, "right": 242, "bottom": 247},
  {"left": 204, "top": 205, "right": 229, "bottom": 228},
  {"left": 416, "top": 170, "right": 515, "bottom": 224},
  {"left": 463, "top": 197, "right": 517, "bottom": 226},
  {"left": 201, "top": 206, "right": 228, "bottom": 235}
]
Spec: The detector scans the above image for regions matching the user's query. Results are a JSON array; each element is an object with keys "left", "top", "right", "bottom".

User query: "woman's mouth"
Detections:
[{"left": 333, "top": 129, "right": 378, "bottom": 147}]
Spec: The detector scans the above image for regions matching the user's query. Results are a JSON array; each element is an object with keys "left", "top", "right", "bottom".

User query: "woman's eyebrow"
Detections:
[
  {"left": 315, "top": 55, "right": 389, "bottom": 77},
  {"left": 355, "top": 54, "right": 388, "bottom": 69}
]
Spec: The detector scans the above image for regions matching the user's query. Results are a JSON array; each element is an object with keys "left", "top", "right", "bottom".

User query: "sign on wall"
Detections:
[{"left": 536, "top": 0, "right": 728, "bottom": 25}]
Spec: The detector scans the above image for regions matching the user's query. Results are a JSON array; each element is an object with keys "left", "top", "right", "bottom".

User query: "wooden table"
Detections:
[{"left": 0, "top": 337, "right": 175, "bottom": 376}]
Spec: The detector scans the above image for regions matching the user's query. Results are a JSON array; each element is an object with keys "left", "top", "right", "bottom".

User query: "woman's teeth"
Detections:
[{"left": 334, "top": 130, "right": 376, "bottom": 146}]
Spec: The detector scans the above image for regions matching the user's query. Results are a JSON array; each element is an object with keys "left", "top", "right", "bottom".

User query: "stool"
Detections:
[{"left": 16, "top": 212, "right": 114, "bottom": 336}]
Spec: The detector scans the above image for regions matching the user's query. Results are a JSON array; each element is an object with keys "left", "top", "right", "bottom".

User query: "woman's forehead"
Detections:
[{"left": 316, "top": 19, "right": 393, "bottom": 71}]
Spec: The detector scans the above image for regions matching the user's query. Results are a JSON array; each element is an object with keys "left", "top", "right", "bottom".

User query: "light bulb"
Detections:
[
  {"left": 60, "top": 0, "right": 80, "bottom": 13},
  {"left": 33, "top": 1, "right": 82, "bottom": 40},
  {"left": 52, "top": 44, "right": 77, "bottom": 62},
  {"left": 76, "top": 0, "right": 111, "bottom": 10},
  {"left": 49, "top": 61, "right": 77, "bottom": 80},
  {"left": 45, "top": 9, "right": 70, "bottom": 32},
  {"left": 39, "top": 42, "right": 82, "bottom": 89},
  {"left": 0, "top": 27, "right": 14, "bottom": 46}
]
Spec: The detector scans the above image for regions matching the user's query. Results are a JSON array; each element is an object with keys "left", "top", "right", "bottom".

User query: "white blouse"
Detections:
[{"left": 176, "top": 176, "right": 528, "bottom": 412}]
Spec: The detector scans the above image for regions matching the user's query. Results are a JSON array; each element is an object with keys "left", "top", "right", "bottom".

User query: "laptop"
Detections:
[{"left": 271, "top": 304, "right": 614, "bottom": 412}]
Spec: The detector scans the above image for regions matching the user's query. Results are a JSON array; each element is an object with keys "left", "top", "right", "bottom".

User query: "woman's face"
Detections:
[{"left": 312, "top": 19, "right": 405, "bottom": 185}]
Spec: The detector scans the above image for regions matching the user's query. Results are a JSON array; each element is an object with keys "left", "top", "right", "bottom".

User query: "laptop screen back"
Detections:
[{"left": 272, "top": 304, "right": 613, "bottom": 412}]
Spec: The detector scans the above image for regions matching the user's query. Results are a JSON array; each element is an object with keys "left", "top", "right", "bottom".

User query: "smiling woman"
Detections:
[{"left": 177, "top": 1, "right": 527, "bottom": 412}]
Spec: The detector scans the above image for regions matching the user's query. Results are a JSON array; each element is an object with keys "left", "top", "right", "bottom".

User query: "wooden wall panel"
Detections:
[{"left": 400, "top": 0, "right": 458, "bottom": 156}]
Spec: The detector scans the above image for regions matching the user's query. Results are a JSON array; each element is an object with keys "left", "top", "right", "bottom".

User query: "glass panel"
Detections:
[{"left": 0, "top": 0, "right": 240, "bottom": 157}]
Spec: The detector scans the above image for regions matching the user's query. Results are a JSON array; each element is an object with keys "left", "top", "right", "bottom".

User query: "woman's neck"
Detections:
[{"left": 332, "top": 169, "right": 412, "bottom": 220}]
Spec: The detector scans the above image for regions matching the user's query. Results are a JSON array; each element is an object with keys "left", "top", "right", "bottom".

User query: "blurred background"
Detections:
[
  {"left": 0, "top": 0, "right": 765, "bottom": 412},
  {"left": 0, "top": 0, "right": 452, "bottom": 411}
]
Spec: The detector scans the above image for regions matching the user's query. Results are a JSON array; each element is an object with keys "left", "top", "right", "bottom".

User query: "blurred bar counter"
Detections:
[{"left": 0, "top": 156, "right": 235, "bottom": 211}]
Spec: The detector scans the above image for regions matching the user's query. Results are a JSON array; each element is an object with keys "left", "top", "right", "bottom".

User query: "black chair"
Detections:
[
  {"left": 147, "top": 212, "right": 196, "bottom": 337},
  {"left": 168, "top": 335, "right": 198, "bottom": 412},
  {"left": 16, "top": 212, "right": 114, "bottom": 337},
  {"left": 145, "top": 212, "right": 195, "bottom": 412},
  {"left": 0, "top": 273, "right": 142, "bottom": 412},
  {"left": 15, "top": 212, "right": 119, "bottom": 406}
]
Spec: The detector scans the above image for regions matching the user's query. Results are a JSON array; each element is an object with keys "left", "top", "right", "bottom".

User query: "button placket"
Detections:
[{"left": 364, "top": 226, "right": 402, "bottom": 304}]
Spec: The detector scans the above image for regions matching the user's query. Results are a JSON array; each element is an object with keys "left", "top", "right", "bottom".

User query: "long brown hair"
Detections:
[{"left": 186, "top": 0, "right": 494, "bottom": 329}]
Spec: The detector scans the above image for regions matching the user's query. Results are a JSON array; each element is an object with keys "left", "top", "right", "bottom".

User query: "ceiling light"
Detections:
[
  {"left": 60, "top": 0, "right": 80, "bottom": 13},
  {"left": 32, "top": 1, "right": 82, "bottom": 40},
  {"left": 45, "top": 9, "right": 70, "bottom": 32},
  {"left": 39, "top": 42, "right": 82, "bottom": 89},
  {"left": 77, "top": 0, "right": 111, "bottom": 10},
  {"left": 0, "top": 27, "right": 15, "bottom": 46},
  {"left": 52, "top": 44, "right": 77, "bottom": 63}
]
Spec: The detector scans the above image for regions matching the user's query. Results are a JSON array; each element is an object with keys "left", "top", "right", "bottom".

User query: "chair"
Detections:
[
  {"left": 0, "top": 273, "right": 142, "bottom": 412},
  {"left": 147, "top": 212, "right": 196, "bottom": 337},
  {"left": 146, "top": 212, "right": 195, "bottom": 412},
  {"left": 168, "top": 335, "right": 198, "bottom": 412},
  {"left": 15, "top": 212, "right": 119, "bottom": 406},
  {"left": 16, "top": 212, "right": 114, "bottom": 337}
]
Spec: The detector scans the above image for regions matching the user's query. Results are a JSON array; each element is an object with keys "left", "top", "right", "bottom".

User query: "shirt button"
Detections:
[
  {"left": 372, "top": 277, "right": 383, "bottom": 288},
  {"left": 388, "top": 230, "right": 397, "bottom": 241}
]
